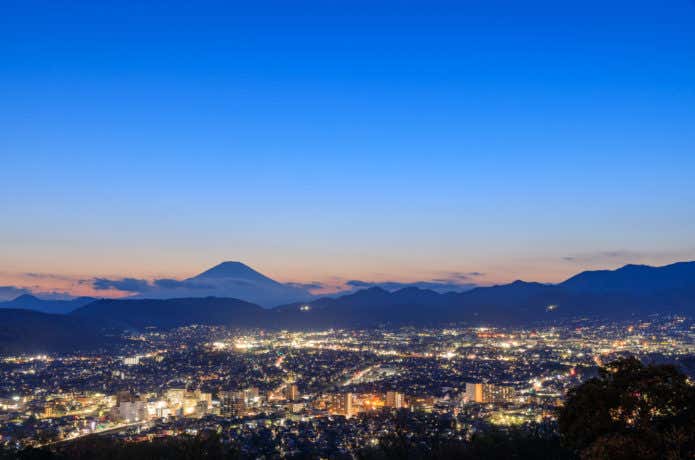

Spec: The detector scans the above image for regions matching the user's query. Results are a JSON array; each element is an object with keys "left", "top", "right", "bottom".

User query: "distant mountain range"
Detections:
[
  {"left": 275, "top": 261, "right": 695, "bottom": 324},
  {"left": 0, "top": 294, "right": 96, "bottom": 314},
  {"left": 560, "top": 262, "right": 695, "bottom": 294},
  {"left": 1, "top": 261, "right": 694, "bottom": 354}
]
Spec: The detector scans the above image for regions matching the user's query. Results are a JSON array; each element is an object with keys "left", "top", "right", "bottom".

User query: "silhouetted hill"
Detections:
[
  {"left": 274, "top": 284, "right": 558, "bottom": 328},
  {"left": 2, "top": 262, "right": 695, "bottom": 354},
  {"left": 80, "top": 262, "right": 689, "bottom": 331},
  {"left": 0, "top": 294, "right": 96, "bottom": 314},
  {"left": 70, "top": 296, "right": 269, "bottom": 329},
  {"left": 0, "top": 309, "right": 115, "bottom": 355},
  {"left": 560, "top": 261, "right": 695, "bottom": 294},
  {"left": 274, "top": 286, "right": 451, "bottom": 328},
  {"left": 274, "top": 262, "right": 695, "bottom": 327}
]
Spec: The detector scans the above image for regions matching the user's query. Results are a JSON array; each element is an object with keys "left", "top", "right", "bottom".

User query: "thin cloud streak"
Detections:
[{"left": 562, "top": 249, "right": 695, "bottom": 265}]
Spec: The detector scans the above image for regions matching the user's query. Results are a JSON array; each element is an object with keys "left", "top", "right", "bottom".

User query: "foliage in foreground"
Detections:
[
  {"left": 558, "top": 356, "right": 695, "bottom": 460},
  {"left": 358, "top": 425, "right": 572, "bottom": 460}
]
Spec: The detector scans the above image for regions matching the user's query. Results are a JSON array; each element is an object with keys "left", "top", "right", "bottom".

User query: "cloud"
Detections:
[
  {"left": 23, "top": 272, "right": 79, "bottom": 282},
  {"left": 81, "top": 270, "right": 484, "bottom": 298},
  {"left": 92, "top": 277, "right": 152, "bottom": 292},
  {"left": 562, "top": 249, "right": 695, "bottom": 269},
  {"left": 346, "top": 280, "right": 372, "bottom": 288},
  {"left": 562, "top": 250, "right": 647, "bottom": 264},
  {"left": 343, "top": 270, "right": 486, "bottom": 293},
  {"left": 345, "top": 279, "right": 476, "bottom": 293},
  {"left": 91, "top": 277, "right": 218, "bottom": 293},
  {"left": 286, "top": 281, "right": 326, "bottom": 291},
  {"left": 153, "top": 278, "right": 213, "bottom": 290},
  {"left": 84, "top": 272, "right": 316, "bottom": 306},
  {"left": 0, "top": 285, "right": 31, "bottom": 301},
  {"left": 0, "top": 286, "right": 76, "bottom": 301},
  {"left": 152, "top": 278, "right": 183, "bottom": 289},
  {"left": 430, "top": 271, "right": 486, "bottom": 284},
  {"left": 438, "top": 272, "right": 470, "bottom": 281}
]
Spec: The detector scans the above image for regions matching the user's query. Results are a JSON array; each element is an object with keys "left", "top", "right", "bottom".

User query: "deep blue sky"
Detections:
[{"left": 1, "top": 0, "right": 694, "bottom": 295}]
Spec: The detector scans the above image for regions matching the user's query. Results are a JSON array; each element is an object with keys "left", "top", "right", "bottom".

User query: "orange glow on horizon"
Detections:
[{"left": 2, "top": 254, "right": 690, "bottom": 300}]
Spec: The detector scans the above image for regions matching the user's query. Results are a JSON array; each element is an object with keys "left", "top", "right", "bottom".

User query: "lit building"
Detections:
[
  {"left": 220, "top": 391, "right": 246, "bottom": 417},
  {"left": 329, "top": 393, "right": 354, "bottom": 417},
  {"left": 123, "top": 356, "right": 140, "bottom": 366},
  {"left": 116, "top": 391, "right": 147, "bottom": 422},
  {"left": 165, "top": 388, "right": 187, "bottom": 408},
  {"left": 385, "top": 391, "right": 404, "bottom": 409},
  {"left": 284, "top": 384, "right": 299, "bottom": 401},
  {"left": 409, "top": 396, "right": 435, "bottom": 412},
  {"left": 219, "top": 388, "right": 260, "bottom": 417},
  {"left": 465, "top": 383, "right": 516, "bottom": 404},
  {"left": 243, "top": 387, "right": 260, "bottom": 403},
  {"left": 165, "top": 388, "right": 212, "bottom": 417},
  {"left": 465, "top": 383, "right": 483, "bottom": 403}
]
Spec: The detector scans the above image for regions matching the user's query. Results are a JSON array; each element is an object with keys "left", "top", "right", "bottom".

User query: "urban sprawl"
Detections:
[{"left": 1, "top": 316, "right": 693, "bottom": 457}]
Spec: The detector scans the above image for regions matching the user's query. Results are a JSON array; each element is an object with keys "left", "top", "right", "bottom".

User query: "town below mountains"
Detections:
[{"left": 1, "top": 261, "right": 695, "bottom": 354}]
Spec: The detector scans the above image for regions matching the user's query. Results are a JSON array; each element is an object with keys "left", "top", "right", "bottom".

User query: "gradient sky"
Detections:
[{"left": 1, "top": 0, "right": 695, "bottom": 298}]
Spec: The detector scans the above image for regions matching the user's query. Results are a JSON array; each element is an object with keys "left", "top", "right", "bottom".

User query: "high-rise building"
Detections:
[
  {"left": 284, "top": 384, "right": 299, "bottom": 401},
  {"left": 385, "top": 391, "right": 404, "bottom": 409},
  {"left": 465, "top": 383, "right": 483, "bottom": 403},
  {"left": 219, "top": 388, "right": 260, "bottom": 417},
  {"left": 344, "top": 393, "right": 353, "bottom": 418},
  {"left": 465, "top": 383, "right": 516, "bottom": 404},
  {"left": 116, "top": 391, "right": 147, "bottom": 422},
  {"left": 219, "top": 391, "right": 246, "bottom": 417},
  {"left": 329, "top": 393, "right": 354, "bottom": 417}
]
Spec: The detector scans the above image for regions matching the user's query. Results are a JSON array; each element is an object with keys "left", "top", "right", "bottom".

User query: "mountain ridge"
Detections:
[
  {"left": 559, "top": 260, "right": 695, "bottom": 294},
  {"left": 0, "top": 295, "right": 97, "bottom": 314},
  {"left": 3, "top": 260, "right": 695, "bottom": 354},
  {"left": 273, "top": 261, "right": 695, "bottom": 325}
]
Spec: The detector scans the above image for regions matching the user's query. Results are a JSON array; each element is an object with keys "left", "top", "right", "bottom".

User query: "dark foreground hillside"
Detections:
[
  {"left": 1, "top": 427, "right": 572, "bottom": 460},
  {"left": 70, "top": 297, "right": 269, "bottom": 329},
  {"left": 0, "top": 309, "right": 117, "bottom": 355}
]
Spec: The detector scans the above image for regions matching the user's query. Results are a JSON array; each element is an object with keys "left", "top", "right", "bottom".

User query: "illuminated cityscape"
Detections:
[{"left": 1, "top": 317, "right": 692, "bottom": 456}]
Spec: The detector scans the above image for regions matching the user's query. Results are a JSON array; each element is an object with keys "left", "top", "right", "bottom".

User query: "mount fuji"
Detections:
[{"left": 134, "top": 261, "right": 312, "bottom": 307}]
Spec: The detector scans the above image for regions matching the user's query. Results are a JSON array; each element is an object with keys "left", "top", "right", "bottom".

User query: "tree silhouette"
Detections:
[{"left": 558, "top": 357, "right": 695, "bottom": 460}]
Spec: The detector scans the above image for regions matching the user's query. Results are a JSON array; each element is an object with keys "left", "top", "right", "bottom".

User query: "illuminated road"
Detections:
[
  {"left": 42, "top": 420, "right": 152, "bottom": 447},
  {"left": 343, "top": 365, "right": 380, "bottom": 386}
]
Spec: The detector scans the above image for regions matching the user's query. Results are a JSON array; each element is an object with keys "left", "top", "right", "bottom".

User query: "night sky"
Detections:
[{"left": 1, "top": 1, "right": 694, "bottom": 297}]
